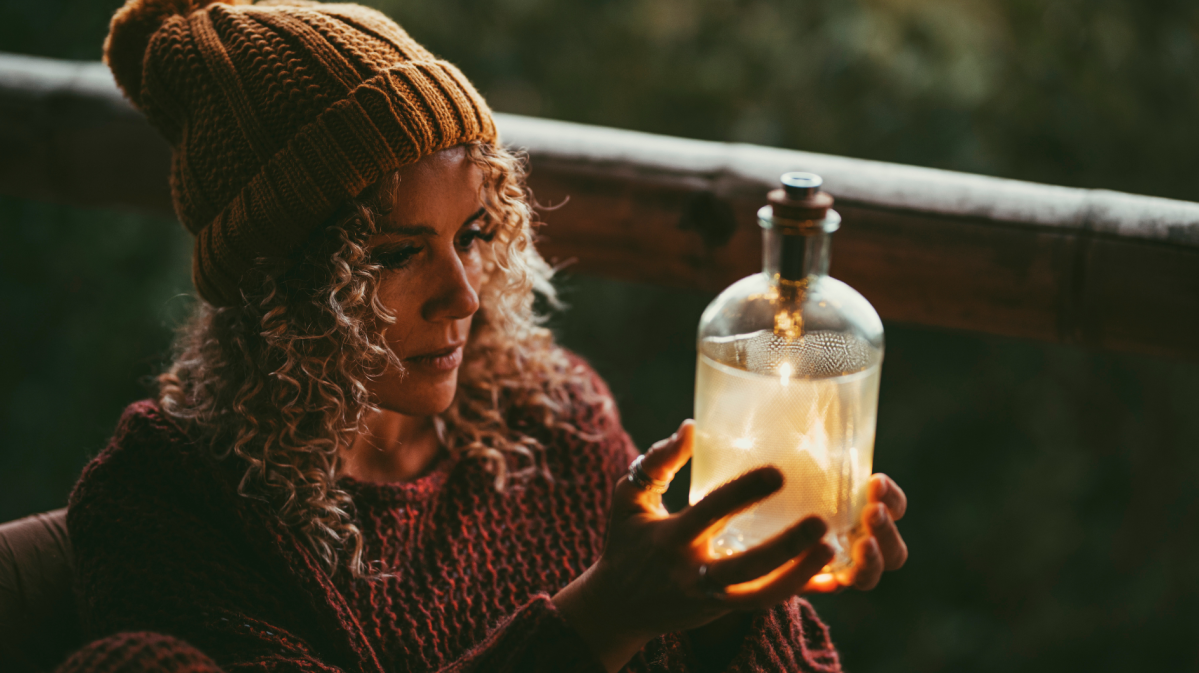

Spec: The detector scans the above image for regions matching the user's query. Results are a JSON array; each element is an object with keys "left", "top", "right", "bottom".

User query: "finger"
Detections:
[
  {"left": 724, "top": 543, "right": 835, "bottom": 608},
  {"left": 706, "top": 517, "right": 827, "bottom": 586},
  {"left": 671, "top": 466, "right": 784, "bottom": 542},
  {"left": 641, "top": 419, "right": 696, "bottom": 482},
  {"left": 612, "top": 421, "right": 695, "bottom": 512},
  {"left": 863, "top": 503, "right": 908, "bottom": 570},
  {"left": 800, "top": 572, "right": 841, "bottom": 594},
  {"left": 869, "top": 474, "right": 907, "bottom": 521},
  {"left": 839, "top": 536, "right": 883, "bottom": 591}
]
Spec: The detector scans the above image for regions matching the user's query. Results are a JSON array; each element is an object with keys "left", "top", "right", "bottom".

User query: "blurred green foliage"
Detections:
[
  {"left": 389, "top": 0, "right": 1199, "bottom": 201},
  {"left": 0, "top": 197, "right": 192, "bottom": 519},
  {"left": 3, "top": 0, "right": 1197, "bottom": 200},
  {"left": 2, "top": 0, "right": 1198, "bottom": 672}
]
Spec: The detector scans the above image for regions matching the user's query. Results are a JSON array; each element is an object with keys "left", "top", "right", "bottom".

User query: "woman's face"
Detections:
[{"left": 366, "top": 146, "right": 488, "bottom": 417}]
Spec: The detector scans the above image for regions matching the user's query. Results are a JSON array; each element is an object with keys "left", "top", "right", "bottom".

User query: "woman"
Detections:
[{"left": 60, "top": 1, "right": 908, "bottom": 672}]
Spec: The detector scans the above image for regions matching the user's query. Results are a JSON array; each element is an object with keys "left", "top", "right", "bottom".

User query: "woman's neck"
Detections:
[{"left": 339, "top": 408, "right": 444, "bottom": 484}]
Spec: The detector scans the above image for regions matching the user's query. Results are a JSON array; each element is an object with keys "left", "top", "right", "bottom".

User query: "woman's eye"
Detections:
[
  {"left": 373, "top": 244, "right": 421, "bottom": 269},
  {"left": 457, "top": 226, "right": 495, "bottom": 251}
]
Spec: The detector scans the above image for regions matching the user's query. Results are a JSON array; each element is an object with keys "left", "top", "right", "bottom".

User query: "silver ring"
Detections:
[
  {"left": 698, "top": 564, "right": 727, "bottom": 600},
  {"left": 627, "top": 454, "right": 670, "bottom": 495}
]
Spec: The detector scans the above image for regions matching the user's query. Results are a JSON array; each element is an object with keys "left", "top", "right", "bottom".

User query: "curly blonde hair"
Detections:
[{"left": 158, "top": 142, "right": 601, "bottom": 578}]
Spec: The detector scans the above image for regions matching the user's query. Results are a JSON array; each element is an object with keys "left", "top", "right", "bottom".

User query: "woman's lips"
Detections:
[{"left": 403, "top": 344, "right": 464, "bottom": 372}]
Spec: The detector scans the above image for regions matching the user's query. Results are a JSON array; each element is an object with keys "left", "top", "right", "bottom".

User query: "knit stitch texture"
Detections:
[
  {"left": 59, "top": 357, "right": 842, "bottom": 672},
  {"left": 104, "top": 0, "right": 497, "bottom": 306}
]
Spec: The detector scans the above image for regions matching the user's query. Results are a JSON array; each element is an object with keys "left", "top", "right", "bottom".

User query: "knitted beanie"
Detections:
[{"left": 104, "top": 0, "right": 498, "bottom": 306}]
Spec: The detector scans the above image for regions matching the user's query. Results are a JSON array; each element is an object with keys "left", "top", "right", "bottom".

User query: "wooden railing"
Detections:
[{"left": 3, "top": 53, "right": 1197, "bottom": 359}]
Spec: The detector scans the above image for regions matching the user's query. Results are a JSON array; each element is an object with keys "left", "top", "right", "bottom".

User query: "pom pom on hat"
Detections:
[{"left": 104, "top": 0, "right": 250, "bottom": 106}]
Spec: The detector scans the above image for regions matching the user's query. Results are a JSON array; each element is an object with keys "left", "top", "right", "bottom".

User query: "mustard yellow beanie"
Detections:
[{"left": 104, "top": 0, "right": 498, "bottom": 306}]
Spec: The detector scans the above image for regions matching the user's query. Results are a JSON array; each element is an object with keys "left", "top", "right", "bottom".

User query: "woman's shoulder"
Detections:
[
  {"left": 557, "top": 349, "right": 623, "bottom": 431},
  {"left": 522, "top": 347, "right": 626, "bottom": 442},
  {"left": 68, "top": 399, "right": 215, "bottom": 515},
  {"left": 108, "top": 398, "right": 190, "bottom": 449},
  {"left": 523, "top": 347, "right": 639, "bottom": 477}
]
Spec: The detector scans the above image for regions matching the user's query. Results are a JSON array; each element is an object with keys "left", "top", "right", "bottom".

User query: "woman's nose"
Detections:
[{"left": 422, "top": 251, "right": 480, "bottom": 323}]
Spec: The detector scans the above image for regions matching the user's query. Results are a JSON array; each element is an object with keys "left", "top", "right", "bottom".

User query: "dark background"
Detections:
[{"left": 2, "top": 1, "right": 1198, "bottom": 671}]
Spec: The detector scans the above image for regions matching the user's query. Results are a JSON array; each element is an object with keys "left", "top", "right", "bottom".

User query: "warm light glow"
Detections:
[
  {"left": 725, "top": 558, "right": 800, "bottom": 595},
  {"left": 807, "top": 572, "right": 840, "bottom": 593},
  {"left": 691, "top": 345, "right": 880, "bottom": 575},
  {"left": 797, "top": 414, "right": 832, "bottom": 471},
  {"left": 774, "top": 307, "right": 802, "bottom": 340}
]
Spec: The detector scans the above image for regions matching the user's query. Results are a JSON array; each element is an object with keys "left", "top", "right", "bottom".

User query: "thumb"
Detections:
[
  {"left": 644, "top": 419, "right": 694, "bottom": 482},
  {"left": 615, "top": 420, "right": 694, "bottom": 511}
]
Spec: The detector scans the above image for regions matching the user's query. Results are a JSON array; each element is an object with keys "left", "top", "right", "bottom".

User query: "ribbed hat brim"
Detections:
[{"left": 192, "top": 59, "right": 497, "bottom": 306}]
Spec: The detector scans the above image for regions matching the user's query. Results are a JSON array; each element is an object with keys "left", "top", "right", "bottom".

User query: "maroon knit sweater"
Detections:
[{"left": 57, "top": 359, "right": 842, "bottom": 673}]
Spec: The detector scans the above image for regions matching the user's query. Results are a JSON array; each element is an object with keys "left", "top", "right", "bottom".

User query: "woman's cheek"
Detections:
[
  {"left": 378, "top": 272, "right": 421, "bottom": 313},
  {"left": 471, "top": 246, "right": 493, "bottom": 288}
]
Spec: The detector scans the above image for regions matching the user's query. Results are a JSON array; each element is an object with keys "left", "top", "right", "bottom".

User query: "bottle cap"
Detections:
[
  {"left": 781, "top": 172, "right": 823, "bottom": 199},
  {"left": 764, "top": 172, "right": 838, "bottom": 232}
]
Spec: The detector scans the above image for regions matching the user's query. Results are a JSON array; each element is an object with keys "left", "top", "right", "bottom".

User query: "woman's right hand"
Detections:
[{"left": 552, "top": 419, "right": 834, "bottom": 673}]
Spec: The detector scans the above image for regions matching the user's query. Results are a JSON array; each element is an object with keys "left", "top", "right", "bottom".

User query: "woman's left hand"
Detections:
[
  {"left": 685, "top": 473, "right": 907, "bottom": 666},
  {"left": 805, "top": 473, "right": 908, "bottom": 592}
]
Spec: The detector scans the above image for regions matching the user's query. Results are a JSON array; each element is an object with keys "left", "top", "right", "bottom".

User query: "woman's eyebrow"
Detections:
[
  {"left": 381, "top": 224, "right": 438, "bottom": 236},
  {"left": 462, "top": 207, "right": 486, "bottom": 228},
  {"left": 382, "top": 209, "right": 486, "bottom": 235}
]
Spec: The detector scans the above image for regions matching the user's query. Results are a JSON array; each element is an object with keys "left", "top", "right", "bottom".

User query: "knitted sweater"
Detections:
[{"left": 58, "top": 361, "right": 842, "bottom": 673}]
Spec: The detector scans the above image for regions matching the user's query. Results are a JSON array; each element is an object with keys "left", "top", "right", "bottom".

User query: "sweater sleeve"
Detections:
[
  {"left": 64, "top": 402, "right": 607, "bottom": 673},
  {"left": 66, "top": 403, "right": 357, "bottom": 673},
  {"left": 440, "top": 595, "right": 605, "bottom": 672},
  {"left": 57, "top": 598, "right": 603, "bottom": 673},
  {"left": 714, "top": 599, "right": 841, "bottom": 673},
  {"left": 56, "top": 632, "right": 223, "bottom": 673}
]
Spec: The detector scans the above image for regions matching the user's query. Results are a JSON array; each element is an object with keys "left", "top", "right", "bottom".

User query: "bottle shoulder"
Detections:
[{"left": 698, "top": 273, "right": 884, "bottom": 348}]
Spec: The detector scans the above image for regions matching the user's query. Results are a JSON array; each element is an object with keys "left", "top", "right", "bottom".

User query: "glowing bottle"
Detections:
[{"left": 691, "top": 173, "right": 884, "bottom": 571}]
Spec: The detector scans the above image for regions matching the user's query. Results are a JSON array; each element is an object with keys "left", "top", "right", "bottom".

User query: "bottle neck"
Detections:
[{"left": 763, "top": 227, "right": 831, "bottom": 282}]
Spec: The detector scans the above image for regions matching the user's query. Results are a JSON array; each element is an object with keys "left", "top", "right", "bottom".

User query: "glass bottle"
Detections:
[{"left": 690, "top": 172, "right": 884, "bottom": 572}]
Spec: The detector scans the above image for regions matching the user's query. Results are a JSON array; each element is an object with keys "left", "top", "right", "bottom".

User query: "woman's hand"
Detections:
[
  {"left": 804, "top": 473, "right": 908, "bottom": 593},
  {"left": 552, "top": 420, "right": 834, "bottom": 672}
]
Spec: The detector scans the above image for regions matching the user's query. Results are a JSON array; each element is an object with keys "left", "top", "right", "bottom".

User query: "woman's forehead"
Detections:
[{"left": 381, "top": 147, "right": 483, "bottom": 232}]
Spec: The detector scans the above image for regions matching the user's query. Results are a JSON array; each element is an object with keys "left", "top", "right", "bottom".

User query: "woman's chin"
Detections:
[{"left": 373, "top": 372, "right": 460, "bottom": 417}]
